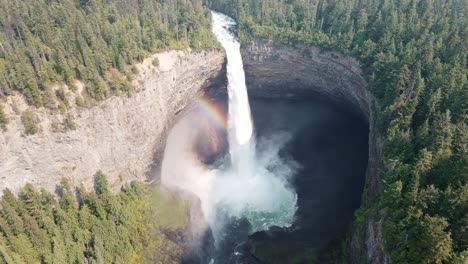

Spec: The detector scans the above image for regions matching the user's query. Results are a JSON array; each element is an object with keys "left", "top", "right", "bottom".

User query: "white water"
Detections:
[
  {"left": 211, "top": 12, "right": 253, "bottom": 170},
  {"left": 161, "top": 11, "right": 297, "bottom": 246},
  {"left": 211, "top": 12, "right": 253, "bottom": 147},
  {"left": 209, "top": 11, "right": 297, "bottom": 233}
]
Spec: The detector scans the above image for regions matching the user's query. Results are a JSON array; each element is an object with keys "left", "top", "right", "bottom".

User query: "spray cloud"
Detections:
[{"left": 161, "top": 11, "right": 297, "bottom": 244}]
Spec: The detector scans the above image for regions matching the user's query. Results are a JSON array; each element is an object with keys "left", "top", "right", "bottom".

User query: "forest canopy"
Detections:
[
  {"left": 205, "top": 0, "right": 467, "bottom": 262},
  {"left": 0, "top": 0, "right": 219, "bottom": 107},
  {"left": 0, "top": 172, "right": 188, "bottom": 264},
  {"left": 0, "top": 0, "right": 466, "bottom": 262}
]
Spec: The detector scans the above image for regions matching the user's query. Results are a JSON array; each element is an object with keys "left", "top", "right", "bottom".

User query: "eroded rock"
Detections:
[{"left": 0, "top": 50, "right": 224, "bottom": 194}]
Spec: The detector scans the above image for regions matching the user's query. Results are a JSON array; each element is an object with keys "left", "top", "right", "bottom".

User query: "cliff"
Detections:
[
  {"left": 0, "top": 50, "right": 224, "bottom": 194},
  {"left": 241, "top": 40, "right": 387, "bottom": 264},
  {"left": 0, "top": 39, "right": 387, "bottom": 263}
]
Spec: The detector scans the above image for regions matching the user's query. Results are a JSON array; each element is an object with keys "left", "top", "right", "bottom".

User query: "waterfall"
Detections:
[
  {"left": 211, "top": 11, "right": 254, "bottom": 170},
  {"left": 210, "top": 11, "right": 297, "bottom": 233},
  {"left": 161, "top": 12, "right": 298, "bottom": 253}
]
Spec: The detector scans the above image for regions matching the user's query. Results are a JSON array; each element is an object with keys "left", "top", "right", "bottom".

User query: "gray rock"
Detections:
[
  {"left": 241, "top": 40, "right": 387, "bottom": 264},
  {"left": 0, "top": 50, "right": 224, "bottom": 194}
]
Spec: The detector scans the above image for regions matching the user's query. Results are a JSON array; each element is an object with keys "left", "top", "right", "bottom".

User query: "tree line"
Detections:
[
  {"left": 0, "top": 0, "right": 465, "bottom": 262},
  {"left": 0, "top": 0, "right": 219, "bottom": 109},
  {"left": 205, "top": 0, "right": 467, "bottom": 262},
  {"left": 0, "top": 171, "right": 188, "bottom": 263}
]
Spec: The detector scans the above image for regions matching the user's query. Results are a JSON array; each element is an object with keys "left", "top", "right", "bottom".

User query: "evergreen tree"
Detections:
[
  {"left": 205, "top": 0, "right": 468, "bottom": 262},
  {"left": 0, "top": 173, "right": 189, "bottom": 263}
]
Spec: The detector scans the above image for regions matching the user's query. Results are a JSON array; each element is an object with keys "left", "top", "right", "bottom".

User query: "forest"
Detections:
[
  {"left": 205, "top": 0, "right": 467, "bottom": 262},
  {"left": 0, "top": 1, "right": 211, "bottom": 262},
  {"left": 0, "top": 0, "right": 218, "bottom": 113},
  {"left": 0, "top": 0, "right": 466, "bottom": 263},
  {"left": 0, "top": 171, "right": 188, "bottom": 263}
]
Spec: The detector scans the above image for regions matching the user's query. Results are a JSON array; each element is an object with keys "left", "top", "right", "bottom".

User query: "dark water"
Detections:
[
  {"left": 182, "top": 93, "right": 369, "bottom": 263},
  {"left": 250, "top": 96, "right": 368, "bottom": 246}
]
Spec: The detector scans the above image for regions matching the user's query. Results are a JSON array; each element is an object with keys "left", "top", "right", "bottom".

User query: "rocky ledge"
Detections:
[
  {"left": 0, "top": 40, "right": 387, "bottom": 263},
  {"left": 0, "top": 50, "right": 224, "bottom": 194}
]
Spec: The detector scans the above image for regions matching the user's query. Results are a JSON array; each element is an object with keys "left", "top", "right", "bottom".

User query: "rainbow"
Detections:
[{"left": 196, "top": 95, "right": 228, "bottom": 130}]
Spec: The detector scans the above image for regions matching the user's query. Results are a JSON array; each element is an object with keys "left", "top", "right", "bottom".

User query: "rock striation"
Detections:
[
  {"left": 242, "top": 40, "right": 371, "bottom": 120},
  {"left": 241, "top": 39, "right": 386, "bottom": 264},
  {"left": 0, "top": 50, "right": 224, "bottom": 194},
  {"left": 0, "top": 39, "right": 386, "bottom": 263}
]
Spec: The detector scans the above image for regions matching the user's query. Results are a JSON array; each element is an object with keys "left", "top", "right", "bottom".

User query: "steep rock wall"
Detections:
[
  {"left": 241, "top": 40, "right": 387, "bottom": 264},
  {"left": 242, "top": 40, "right": 371, "bottom": 120},
  {"left": 0, "top": 50, "right": 224, "bottom": 194},
  {"left": 0, "top": 39, "right": 387, "bottom": 262}
]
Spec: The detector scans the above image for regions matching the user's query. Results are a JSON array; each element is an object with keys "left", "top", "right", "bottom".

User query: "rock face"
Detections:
[
  {"left": 241, "top": 40, "right": 387, "bottom": 264},
  {"left": 242, "top": 40, "right": 371, "bottom": 120},
  {"left": 0, "top": 50, "right": 224, "bottom": 194},
  {"left": 0, "top": 39, "right": 386, "bottom": 263}
]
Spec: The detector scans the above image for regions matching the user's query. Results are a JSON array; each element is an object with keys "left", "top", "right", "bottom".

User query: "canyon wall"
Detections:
[
  {"left": 0, "top": 50, "right": 224, "bottom": 194},
  {"left": 0, "top": 40, "right": 387, "bottom": 263},
  {"left": 241, "top": 40, "right": 387, "bottom": 264},
  {"left": 242, "top": 40, "right": 371, "bottom": 121}
]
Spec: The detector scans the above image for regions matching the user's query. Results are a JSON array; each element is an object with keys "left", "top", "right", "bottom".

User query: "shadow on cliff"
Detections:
[{"left": 147, "top": 60, "right": 228, "bottom": 185}]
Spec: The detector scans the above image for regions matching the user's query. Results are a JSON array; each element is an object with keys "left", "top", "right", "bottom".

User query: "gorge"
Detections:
[
  {"left": 0, "top": 0, "right": 465, "bottom": 262},
  {"left": 160, "top": 11, "right": 377, "bottom": 263},
  {"left": 0, "top": 13, "right": 380, "bottom": 264}
]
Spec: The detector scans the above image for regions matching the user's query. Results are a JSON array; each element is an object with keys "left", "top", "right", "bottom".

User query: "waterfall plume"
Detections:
[{"left": 161, "top": 11, "right": 298, "bottom": 247}]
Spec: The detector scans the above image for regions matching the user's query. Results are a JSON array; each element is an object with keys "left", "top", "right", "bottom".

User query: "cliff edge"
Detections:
[{"left": 0, "top": 50, "right": 224, "bottom": 193}]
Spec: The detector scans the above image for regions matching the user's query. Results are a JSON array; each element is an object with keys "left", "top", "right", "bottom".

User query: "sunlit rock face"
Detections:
[{"left": 0, "top": 50, "right": 224, "bottom": 194}]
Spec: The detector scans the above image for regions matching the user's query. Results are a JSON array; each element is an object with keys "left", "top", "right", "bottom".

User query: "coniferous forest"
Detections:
[
  {"left": 0, "top": 0, "right": 218, "bottom": 107},
  {"left": 0, "top": 0, "right": 466, "bottom": 263},
  {"left": 0, "top": 172, "right": 188, "bottom": 263},
  {"left": 205, "top": 0, "right": 467, "bottom": 262}
]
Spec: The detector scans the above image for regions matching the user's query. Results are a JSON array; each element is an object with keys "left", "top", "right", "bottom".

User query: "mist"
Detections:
[
  {"left": 160, "top": 11, "right": 298, "bottom": 252},
  {"left": 160, "top": 100, "right": 298, "bottom": 244}
]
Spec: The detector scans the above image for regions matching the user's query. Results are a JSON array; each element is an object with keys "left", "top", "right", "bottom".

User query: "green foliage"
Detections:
[
  {"left": 130, "top": 66, "right": 139, "bottom": 75},
  {"left": 0, "top": 0, "right": 219, "bottom": 105},
  {"left": 151, "top": 188, "right": 188, "bottom": 230},
  {"left": 0, "top": 173, "right": 188, "bottom": 263},
  {"left": 75, "top": 95, "right": 85, "bottom": 107},
  {"left": 64, "top": 114, "right": 77, "bottom": 130},
  {"left": 55, "top": 87, "right": 69, "bottom": 108},
  {"left": 43, "top": 87, "right": 58, "bottom": 110},
  {"left": 206, "top": 0, "right": 467, "bottom": 262},
  {"left": 21, "top": 109, "right": 40, "bottom": 135},
  {"left": 353, "top": 207, "right": 369, "bottom": 226},
  {"left": 152, "top": 58, "right": 160, "bottom": 67},
  {"left": 0, "top": 104, "right": 8, "bottom": 131},
  {"left": 86, "top": 78, "right": 109, "bottom": 101}
]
